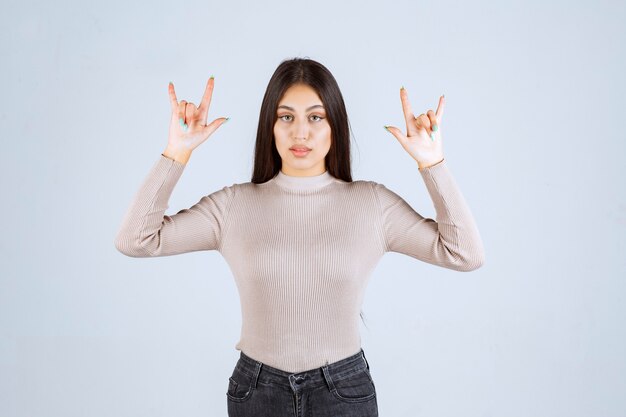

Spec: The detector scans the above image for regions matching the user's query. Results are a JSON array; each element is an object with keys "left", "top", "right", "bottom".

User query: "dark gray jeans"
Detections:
[{"left": 226, "top": 348, "right": 378, "bottom": 417}]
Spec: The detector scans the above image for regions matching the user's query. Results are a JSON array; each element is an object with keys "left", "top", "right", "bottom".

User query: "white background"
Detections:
[{"left": 1, "top": 0, "right": 624, "bottom": 416}]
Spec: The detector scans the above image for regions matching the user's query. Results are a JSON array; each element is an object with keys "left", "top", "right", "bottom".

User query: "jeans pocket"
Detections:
[
  {"left": 226, "top": 367, "right": 255, "bottom": 403},
  {"left": 331, "top": 367, "right": 377, "bottom": 403}
]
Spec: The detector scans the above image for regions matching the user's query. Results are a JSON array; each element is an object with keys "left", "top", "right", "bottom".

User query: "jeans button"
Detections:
[{"left": 294, "top": 376, "right": 304, "bottom": 384}]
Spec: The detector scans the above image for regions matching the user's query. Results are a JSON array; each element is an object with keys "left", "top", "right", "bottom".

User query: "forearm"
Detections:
[
  {"left": 419, "top": 160, "right": 485, "bottom": 270},
  {"left": 114, "top": 155, "right": 186, "bottom": 257}
]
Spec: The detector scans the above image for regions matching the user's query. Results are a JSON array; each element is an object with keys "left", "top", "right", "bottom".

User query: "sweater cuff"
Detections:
[
  {"left": 159, "top": 153, "right": 187, "bottom": 171},
  {"left": 155, "top": 153, "right": 187, "bottom": 188},
  {"left": 418, "top": 158, "right": 445, "bottom": 172},
  {"left": 418, "top": 158, "right": 459, "bottom": 209},
  {"left": 418, "top": 158, "right": 447, "bottom": 178},
  {"left": 160, "top": 153, "right": 188, "bottom": 168}
]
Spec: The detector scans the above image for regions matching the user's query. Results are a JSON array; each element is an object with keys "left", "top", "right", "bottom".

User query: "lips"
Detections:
[{"left": 290, "top": 146, "right": 311, "bottom": 157}]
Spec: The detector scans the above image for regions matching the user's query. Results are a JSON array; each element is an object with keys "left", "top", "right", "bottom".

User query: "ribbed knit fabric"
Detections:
[{"left": 115, "top": 154, "right": 484, "bottom": 373}]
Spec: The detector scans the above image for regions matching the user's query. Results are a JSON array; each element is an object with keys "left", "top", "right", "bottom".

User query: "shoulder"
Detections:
[
  {"left": 347, "top": 179, "right": 398, "bottom": 197},
  {"left": 208, "top": 178, "right": 397, "bottom": 197},
  {"left": 206, "top": 180, "right": 270, "bottom": 199},
  {"left": 334, "top": 179, "right": 404, "bottom": 208},
  {"left": 353, "top": 180, "right": 408, "bottom": 210},
  {"left": 330, "top": 178, "right": 381, "bottom": 196},
  {"left": 341, "top": 178, "right": 374, "bottom": 189}
]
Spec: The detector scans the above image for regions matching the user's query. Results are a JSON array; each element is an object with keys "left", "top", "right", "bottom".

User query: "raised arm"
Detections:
[
  {"left": 372, "top": 159, "right": 484, "bottom": 271},
  {"left": 380, "top": 87, "right": 484, "bottom": 271},
  {"left": 115, "top": 77, "right": 232, "bottom": 257}
]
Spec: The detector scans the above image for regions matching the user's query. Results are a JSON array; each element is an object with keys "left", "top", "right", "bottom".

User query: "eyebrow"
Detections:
[{"left": 277, "top": 104, "right": 325, "bottom": 111}]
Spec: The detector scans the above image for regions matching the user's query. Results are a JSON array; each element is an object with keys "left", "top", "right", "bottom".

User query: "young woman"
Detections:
[{"left": 115, "top": 57, "right": 484, "bottom": 417}]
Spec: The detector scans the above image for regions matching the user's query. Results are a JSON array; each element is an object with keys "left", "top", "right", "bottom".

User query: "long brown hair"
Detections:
[
  {"left": 250, "top": 57, "right": 369, "bottom": 328},
  {"left": 251, "top": 57, "right": 353, "bottom": 184}
]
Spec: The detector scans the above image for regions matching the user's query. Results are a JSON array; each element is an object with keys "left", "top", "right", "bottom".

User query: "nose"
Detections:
[{"left": 292, "top": 117, "right": 309, "bottom": 140}]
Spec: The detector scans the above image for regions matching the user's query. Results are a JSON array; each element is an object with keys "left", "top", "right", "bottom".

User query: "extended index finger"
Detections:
[
  {"left": 168, "top": 82, "right": 178, "bottom": 112},
  {"left": 198, "top": 76, "right": 215, "bottom": 119},
  {"left": 400, "top": 87, "right": 417, "bottom": 133}
]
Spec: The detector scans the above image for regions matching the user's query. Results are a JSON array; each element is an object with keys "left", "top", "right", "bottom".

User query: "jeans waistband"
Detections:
[{"left": 234, "top": 348, "right": 371, "bottom": 392}]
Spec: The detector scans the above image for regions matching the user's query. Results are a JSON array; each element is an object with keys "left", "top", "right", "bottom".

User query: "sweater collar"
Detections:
[{"left": 273, "top": 169, "right": 335, "bottom": 190}]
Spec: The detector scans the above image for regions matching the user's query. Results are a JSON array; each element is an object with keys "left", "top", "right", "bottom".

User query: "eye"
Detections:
[{"left": 277, "top": 114, "right": 325, "bottom": 122}]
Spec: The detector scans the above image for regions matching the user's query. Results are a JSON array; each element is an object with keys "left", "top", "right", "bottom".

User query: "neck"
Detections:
[{"left": 273, "top": 169, "right": 335, "bottom": 190}]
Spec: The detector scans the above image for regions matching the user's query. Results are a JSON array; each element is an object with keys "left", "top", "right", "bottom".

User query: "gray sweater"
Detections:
[{"left": 115, "top": 154, "right": 484, "bottom": 373}]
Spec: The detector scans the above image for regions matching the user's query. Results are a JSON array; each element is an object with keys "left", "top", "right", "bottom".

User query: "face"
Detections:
[{"left": 274, "top": 83, "right": 332, "bottom": 177}]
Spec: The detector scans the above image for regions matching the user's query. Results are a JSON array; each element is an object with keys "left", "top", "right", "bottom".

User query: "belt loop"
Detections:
[
  {"left": 361, "top": 348, "right": 370, "bottom": 370},
  {"left": 252, "top": 360, "right": 262, "bottom": 388},
  {"left": 321, "top": 362, "right": 336, "bottom": 392}
]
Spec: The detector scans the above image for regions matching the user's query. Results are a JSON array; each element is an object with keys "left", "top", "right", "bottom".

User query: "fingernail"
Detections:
[
  {"left": 223, "top": 117, "right": 230, "bottom": 123},
  {"left": 430, "top": 132, "right": 435, "bottom": 141},
  {"left": 183, "top": 124, "right": 188, "bottom": 132},
  {"left": 400, "top": 86, "right": 405, "bottom": 91},
  {"left": 179, "top": 118, "right": 184, "bottom": 126},
  {"left": 432, "top": 125, "right": 438, "bottom": 132},
  {"left": 210, "top": 74, "right": 214, "bottom": 79},
  {"left": 169, "top": 81, "right": 173, "bottom": 85},
  {"left": 383, "top": 125, "right": 389, "bottom": 131}
]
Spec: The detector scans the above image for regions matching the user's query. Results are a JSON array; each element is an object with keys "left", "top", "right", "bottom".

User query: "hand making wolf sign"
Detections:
[
  {"left": 166, "top": 77, "right": 229, "bottom": 154},
  {"left": 384, "top": 87, "right": 445, "bottom": 170}
]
